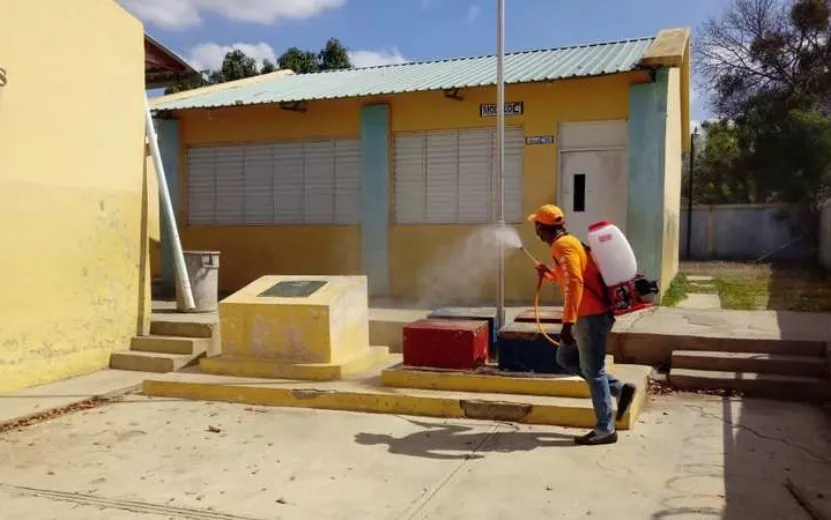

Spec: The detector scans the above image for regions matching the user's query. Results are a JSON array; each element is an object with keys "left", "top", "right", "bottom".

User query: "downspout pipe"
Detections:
[{"left": 144, "top": 97, "right": 195, "bottom": 311}]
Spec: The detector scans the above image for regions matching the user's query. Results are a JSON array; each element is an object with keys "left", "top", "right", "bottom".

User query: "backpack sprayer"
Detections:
[{"left": 515, "top": 221, "right": 659, "bottom": 346}]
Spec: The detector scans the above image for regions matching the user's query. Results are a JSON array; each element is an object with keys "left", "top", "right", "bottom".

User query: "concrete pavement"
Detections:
[
  {"left": 1, "top": 393, "right": 830, "bottom": 519},
  {"left": 0, "top": 370, "right": 147, "bottom": 429}
]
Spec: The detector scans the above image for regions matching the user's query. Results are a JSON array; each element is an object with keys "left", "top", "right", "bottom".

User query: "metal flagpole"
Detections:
[{"left": 496, "top": 0, "right": 506, "bottom": 329}]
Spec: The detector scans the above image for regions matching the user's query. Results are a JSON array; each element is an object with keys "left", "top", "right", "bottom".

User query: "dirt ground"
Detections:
[
  {"left": 670, "top": 261, "right": 831, "bottom": 312},
  {"left": 0, "top": 393, "right": 830, "bottom": 520}
]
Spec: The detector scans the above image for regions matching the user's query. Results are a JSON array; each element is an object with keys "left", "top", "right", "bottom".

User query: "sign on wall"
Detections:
[
  {"left": 480, "top": 101, "right": 523, "bottom": 118},
  {"left": 525, "top": 135, "right": 554, "bottom": 145}
]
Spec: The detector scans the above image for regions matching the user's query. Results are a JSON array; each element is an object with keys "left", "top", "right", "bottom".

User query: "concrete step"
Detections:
[
  {"left": 672, "top": 350, "right": 828, "bottom": 379},
  {"left": 143, "top": 364, "right": 652, "bottom": 430},
  {"left": 381, "top": 355, "right": 616, "bottom": 399},
  {"left": 110, "top": 351, "right": 197, "bottom": 373},
  {"left": 669, "top": 368, "right": 831, "bottom": 401},
  {"left": 130, "top": 335, "right": 209, "bottom": 355},
  {"left": 150, "top": 320, "right": 214, "bottom": 339}
]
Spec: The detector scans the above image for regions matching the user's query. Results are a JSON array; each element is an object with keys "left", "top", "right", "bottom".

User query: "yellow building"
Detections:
[
  {"left": 0, "top": 0, "right": 193, "bottom": 392},
  {"left": 151, "top": 29, "right": 691, "bottom": 305}
]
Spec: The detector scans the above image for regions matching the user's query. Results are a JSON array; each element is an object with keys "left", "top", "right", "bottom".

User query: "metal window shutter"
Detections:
[
  {"left": 458, "top": 128, "right": 494, "bottom": 223},
  {"left": 273, "top": 142, "right": 304, "bottom": 224},
  {"left": 504, "top": 126, "right": 524, "bottom": 223},
  {"left": 243, "top": 143, "right": 273, "bottom": 225},
  {"left": 425, "top": 131, "right": 459, "bottom": 224},
  {"left": 303, "top": 140, "right": 336, "bottom": 224},
  {"left": 213, "top": 145, "right": 245, "bottom": 225},
  {"left": 334, "top": 138, "right": 361, "bottom": 225},
  {"left": 394, "top": 133, "right": 426, "bottom": 224},
  {"left": 187, "top": 146, "right": 216, "bottom": 225}
]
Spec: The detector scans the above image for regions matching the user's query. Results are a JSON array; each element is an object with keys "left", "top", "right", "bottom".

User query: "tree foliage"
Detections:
[
  {"left": 278, "top": 47, "right": 319, "bottom": 74},
  {"left": 163, "top": 38, "right": 352, "bottom": 94},
  {"left": 218, "top": 49, "right": 259, "bottom": 82},
  {"left": 318, "top": 38, "right": 351, "bottom": 71},
  {"left": 695, "top": 0, "right": 831, "bottom": 209},
  {"left": 278, "top": 38, "right": 352, "bottom": 74}
]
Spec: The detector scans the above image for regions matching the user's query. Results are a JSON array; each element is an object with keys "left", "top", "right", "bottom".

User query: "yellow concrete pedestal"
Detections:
[{"left": 201, "top": 275, "right": 388, "bottom": 381}]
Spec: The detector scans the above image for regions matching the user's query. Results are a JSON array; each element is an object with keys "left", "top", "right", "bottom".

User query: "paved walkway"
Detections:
[
  {"left": 679, "top": 275, "right": 722, "bottom": 310},
  {"left": 0, "top": 370, "right": 146, "bottom": 429},
  {"left": 1, "top": 393, "right": 829, "bottom": 519}
]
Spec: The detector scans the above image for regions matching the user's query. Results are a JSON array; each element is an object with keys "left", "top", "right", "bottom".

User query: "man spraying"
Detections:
[{"left": 527, "top": 204, "right": 636, "bottom": 446}]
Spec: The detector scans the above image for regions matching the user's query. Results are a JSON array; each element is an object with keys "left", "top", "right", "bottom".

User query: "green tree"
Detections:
[
  {"left": 219, "top": 49, "right": 259, "bottom": 82},
  {"left": 318, "top": 38, "right": 351, "bottom": 71},
  {"left": 279, "top": 47, "right": 319, "bottom": 74},
  {"left": 260, "top": 59, "right": 277, "bottom": 74},
  {"left": 696, "top": 0, "right": 831, "bottom": 209},
  {"left": 686, "top": 121, "right": 750, "bottom": 204},
  {"left": 164, "top": 75, "right": 206, "bottom": 95}
]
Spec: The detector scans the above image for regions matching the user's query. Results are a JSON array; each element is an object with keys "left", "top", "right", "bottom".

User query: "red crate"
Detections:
[{"left": 403, "top": 319, "right": 489, "bottom": 370}]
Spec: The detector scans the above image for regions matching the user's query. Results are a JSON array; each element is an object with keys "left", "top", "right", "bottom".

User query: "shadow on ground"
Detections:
[
  {"left": 355, "top": 418, "right": 576, "bottom": 460},
  {"left": 768, "top": 262, "right": 831, "bottom": 312},
  {"left": 651, "top": 397, "right": 831, "bottom": 519}
]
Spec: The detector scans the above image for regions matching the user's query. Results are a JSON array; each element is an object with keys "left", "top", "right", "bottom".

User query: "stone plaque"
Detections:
[{"left": 258, "top": 280, "right": 327, "bottom": 298}]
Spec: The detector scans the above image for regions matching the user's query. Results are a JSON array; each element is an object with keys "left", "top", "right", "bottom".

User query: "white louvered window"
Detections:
[
  {"left": 187, "top": 139, "right": 361, "bottom": 226},
  {"left": 393, "top": 126, "right": 523, "bottom": 224}
]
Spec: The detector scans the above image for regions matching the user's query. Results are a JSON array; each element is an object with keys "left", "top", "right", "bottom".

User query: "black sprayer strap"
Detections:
[{"left": 549, "top": 233, "right": 612, "bottom": 310}]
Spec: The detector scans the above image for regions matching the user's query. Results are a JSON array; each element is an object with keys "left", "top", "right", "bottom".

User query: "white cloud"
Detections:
[
  {"left": 188, "top": 42, "right": 277, "bottom": 72},
  {"left": 120, "top": 0, "right": 345, "bottom": 29},
  {"left": 466, "top": 4, "right": 481, "bottom": 24},
  {"left": 348, "top": 48, "right": 408, "bottom": 68}
]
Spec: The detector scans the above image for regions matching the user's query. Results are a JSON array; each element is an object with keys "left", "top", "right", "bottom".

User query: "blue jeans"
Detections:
[{"left": 556, "top": 312, "right": 622, "bottom": 435}]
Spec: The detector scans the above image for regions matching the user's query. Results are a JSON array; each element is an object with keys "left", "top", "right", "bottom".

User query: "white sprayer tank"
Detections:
[{"left": 587, "top": 221, "right": 637, "bottom": 286}]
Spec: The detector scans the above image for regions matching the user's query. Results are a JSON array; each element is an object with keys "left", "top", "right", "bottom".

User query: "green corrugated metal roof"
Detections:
[{"left": 153, "top": 36, "right": 655, "bottom": 111}]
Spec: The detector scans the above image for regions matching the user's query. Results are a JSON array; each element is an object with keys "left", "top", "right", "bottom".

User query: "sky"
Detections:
[{"left": 122, "top": 0, "right": 725, "bottom": 125}]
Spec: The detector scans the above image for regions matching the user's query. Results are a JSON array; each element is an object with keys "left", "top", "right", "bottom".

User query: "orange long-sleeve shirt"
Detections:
[{"left": 543, "top": 234, "right": 609, "bottom": 323}]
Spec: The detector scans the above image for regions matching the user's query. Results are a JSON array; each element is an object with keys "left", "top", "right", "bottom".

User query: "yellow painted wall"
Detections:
[
  {"left": 146, "top": 148, "right": 162, "bottom": 278},
  {"left": 177, "top": 100, "right": 364, "bottom": 292},
  {"left": 387, "top": 73, "right": 648, "bottom": 303},
  {"left": 0, "top": 0, "right": 149, "bottom": 392},
  {"left": 174, "top": 72, "right": 650, "bottom": 302},
  {"left": 661, "top": 68, "right": 682, "bottom": 292}
]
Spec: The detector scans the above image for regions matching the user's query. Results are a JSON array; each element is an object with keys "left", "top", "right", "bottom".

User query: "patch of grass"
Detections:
[
  {"left": 680, "top": 261, "right": 831, "bottom": 312},
  {"left": 660, "top": 273, "right": 688, "bottom": 307},
  {"left": 715, "top": 278, "right": 768, "bottom": 310}
]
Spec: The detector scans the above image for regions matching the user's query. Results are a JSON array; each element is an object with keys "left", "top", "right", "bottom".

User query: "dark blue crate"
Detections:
[
  {"left": 497, "top": 321, "right": 566, "bottom": 374},
  {"left": 428, "top": 307, "right": 498, "bottom": 358}
]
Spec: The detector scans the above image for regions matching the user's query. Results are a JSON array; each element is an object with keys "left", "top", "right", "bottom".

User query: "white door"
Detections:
[{"left": 560, "top": 150, "right": 627, "bottom": 242}]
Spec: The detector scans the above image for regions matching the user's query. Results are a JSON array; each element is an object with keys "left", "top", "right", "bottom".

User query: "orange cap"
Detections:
[{"left": 527, "top": 204, "right": 566, "bottom": 226}]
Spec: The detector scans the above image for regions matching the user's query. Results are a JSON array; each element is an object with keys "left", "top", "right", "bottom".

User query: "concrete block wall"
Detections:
[{"left": 680, "top": 204, "right": 814, "bottom": 261}]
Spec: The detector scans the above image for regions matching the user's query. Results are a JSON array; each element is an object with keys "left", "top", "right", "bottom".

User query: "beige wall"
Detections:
[
  {"left": 661, "top": 68, "right": 682, "bottom": 292},
  {"left": 0, "top": 0, "right": 149, "bottom": 392}
]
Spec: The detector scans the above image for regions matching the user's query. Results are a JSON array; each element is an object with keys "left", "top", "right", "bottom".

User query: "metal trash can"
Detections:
[{"left": 176, "top": 251, "right": 220, "bottom": 313}]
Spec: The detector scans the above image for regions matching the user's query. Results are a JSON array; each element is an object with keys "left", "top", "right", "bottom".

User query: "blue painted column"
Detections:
[
  {"left": 360, "top": 104, "right": 390, "bottom": 295},
  {"left": 154, "top": 118, "right": 179, "bottom": 292},
  {"left": 627, "top": 69, "right": 668, "bottom": 291}
]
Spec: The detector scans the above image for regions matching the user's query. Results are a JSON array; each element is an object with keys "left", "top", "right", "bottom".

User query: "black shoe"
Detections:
[
  {"left": 574, "top": 430, "right": 618, "bottom": 446},
  {"left": 616, "top": 383, "right": 637, "bottom": 422}
]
